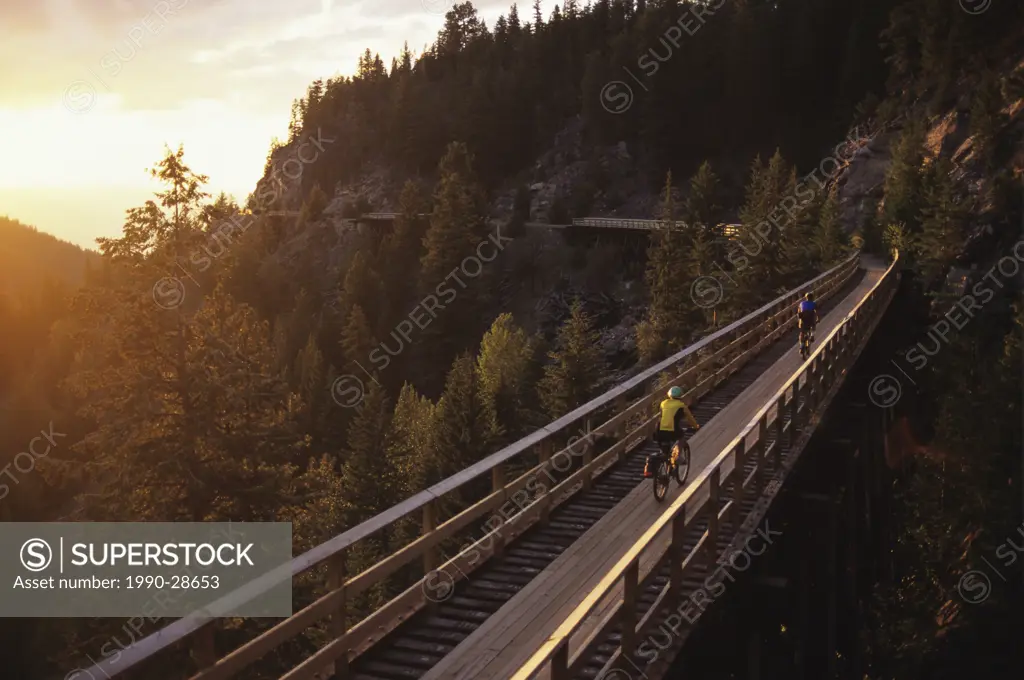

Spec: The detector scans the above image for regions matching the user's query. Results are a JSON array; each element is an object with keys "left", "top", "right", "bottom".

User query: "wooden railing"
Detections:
[
  {"left": 509, "top": 253, "right": 900, "bottom": 680},
  {"left": 79, "top": 254, "right": 861, "bottom": 680}
]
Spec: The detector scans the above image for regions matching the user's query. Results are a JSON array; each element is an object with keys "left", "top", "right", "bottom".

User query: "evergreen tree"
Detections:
[
  {"left": 538, "top": 299, "right": 606, "bottom": 418},
  {"left": 429, "top": 354, "right": 499, "bottom": 509},
  {"left": 915, "top": 156, "right": 964, "bottom": 284},
  {"left": 299, "top": 183, "right": 329, "bottom": 226},
  {"left": 340, "top": 304, "right": 379, "bottom": 376},
  {"left": 476, "top": 313, "right": 535, "bottom": 439},
  {"left": 813, "top": 189, "right": 845, "bottom": 267},
  {"left": 734, "top": 151, "right": 794, "bottom": 307},
  {"left": 338, "top": 381, "right": 395, "bottom": 523},
  {"left": 378, "top": 180, "right": 430, "bottom": 330},
  {"left": 683, "top": 161, "right": 722, "bottom": 238},
  {"left": 638, "top": 172, "right": 693, "bottom": 362},
  {"left": 969, "top": 69, "right": 1005, "bottom": 171},
  {"left": 682, "top": 162, "right": 723, "bottom": 326},
  {"left": 385, "top": 383, "right": 436, "bottom": 498},
  {"left": 384, "top": 383, "right": 437, "bottom": 549},
  {"left": 783, "top": 189, "right": 824, "bottom": 282},
  {"left": 339, "top": 251, "right": 384, "bottom": 332},
  {"left": 295, "top": 332, "right": 327, "bottom": 439},
  {"left": 509, "top": 184, "right": 531, "bottom": 237},
  {"left": 881, "top": 122, "right": 926, "bottom": 234},
  {"left": 417, "top": 142, "right": 491, "bottom": 387}
]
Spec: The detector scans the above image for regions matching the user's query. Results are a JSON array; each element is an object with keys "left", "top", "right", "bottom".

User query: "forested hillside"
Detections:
[
  {"left": 0, "top": 216, "right": 97, "bottom": 296},
  {"left": 1, "top": 0, "right": 1022, "bottom": 678}
]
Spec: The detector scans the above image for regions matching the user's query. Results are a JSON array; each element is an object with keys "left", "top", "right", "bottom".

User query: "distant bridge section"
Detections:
[{"left": 356, "top": 212, "right": 739, "bottom": 236}]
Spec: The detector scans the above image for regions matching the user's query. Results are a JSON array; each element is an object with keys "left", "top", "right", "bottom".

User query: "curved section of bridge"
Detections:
[{"left": 77, "top": 251, "right": 900, "bottom": 680}]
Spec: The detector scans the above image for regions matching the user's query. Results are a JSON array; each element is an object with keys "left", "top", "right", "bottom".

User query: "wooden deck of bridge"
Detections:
[{"left": 417, "top": 257, "right": 886, "bottom": 680}]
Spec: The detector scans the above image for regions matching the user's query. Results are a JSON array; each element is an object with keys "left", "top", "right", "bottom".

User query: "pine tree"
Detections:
[
  {"left": 338, "top": 381, "right": 395, "bottom": 523},
  {"left": 682, "top": 162, "right": 723, "bottom": 326},
  {"left": 378, "top": 181, "right": 430, "bottom": 330},
  {"left": 881, "top": 122, "right": 926, "bottom": 234},
  {"left": 55, "top": 150, "right": 305, "bottom": 522},
  {"left": 813, "top": 189, "right": 845, "bottom": 267},
  {"left": 638, "top": 172, "right": 694, "bottom": 362},
  {"left": 340, "top": 304, "right": 379, "bottom": 376},
  {"left": 295, "top": 332, "right": 327, "bottom": 438},
  {"left": 335, "top": 381, "right": 394, "bottom": 611},
  {"left": 539, "top": 300, "right": 606, "bottom": 419},
  {"left": 509, "top": 184, "right": 531, "bottom": 237},
  {"left": 383, "top": 383, "right": 437, "bottom": 551},
  {"left": 969, "top": 70, "right": 1005, "bottom": 171},
  {"left": 915, "top": 156, "right": 964, "bottom": 284},
  {"left": 733, "top": 151, "right": 794, "bottom": 307},
  {"left": 476, "top": 313, "right": 535, "bottom": 439},
  {"left": 417, "top": 143, "right": 490, "bottom": 385},
  {"left": 783, "top": 189, "right": 823, "bottom": 282},
  {"left": 299, "top": 183, "right": 329, "bottom": 226},
  {"left": 429, "top": 354, "right": 499, "bottom": 509},
  {"left": 683, "top": 161, "right": 722, "bottom": 237},
  {"left": 385, "top": 383, "right": 436, "bottom": 498},
  {"left": 339, "top": 251, "right": 384, "bottom": 333}
]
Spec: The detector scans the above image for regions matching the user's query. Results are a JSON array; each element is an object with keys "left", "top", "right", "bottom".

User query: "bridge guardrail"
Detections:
[
  {"left": 78, "top": 253, "right": 861, "bottom": 680},
  {"left": 509, "top": 252, "right": 900, "bottom": 680}
]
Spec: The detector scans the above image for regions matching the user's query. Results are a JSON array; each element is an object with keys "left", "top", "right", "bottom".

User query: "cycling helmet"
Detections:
[
  {"left": 668, "top": 386, "right": 683, "bottom": 399},
  {"left": 805, "top": 292, "right": 814, "bottom": 301}
]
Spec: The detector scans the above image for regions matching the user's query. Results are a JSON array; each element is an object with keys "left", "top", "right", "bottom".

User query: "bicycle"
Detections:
[
  {"left": 650, "top": 430, "right": 692, "bottom": 502},
  {"left": 798, "top": 321, "right": 815, "bottom": 360}
]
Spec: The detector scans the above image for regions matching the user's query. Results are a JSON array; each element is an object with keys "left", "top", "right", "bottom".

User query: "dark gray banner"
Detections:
[{"left": 2, "top": 522, "right": 292, "bottom": 617}]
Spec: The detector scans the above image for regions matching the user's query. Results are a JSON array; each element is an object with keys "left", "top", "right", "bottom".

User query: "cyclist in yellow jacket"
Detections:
[{"left": 644, "top": 386, "right": 700, "bottom": 477}]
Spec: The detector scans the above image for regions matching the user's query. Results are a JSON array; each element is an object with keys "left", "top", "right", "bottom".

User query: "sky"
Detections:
[{"left": 0, "top": 0, "right": 536, "bottom": 250}]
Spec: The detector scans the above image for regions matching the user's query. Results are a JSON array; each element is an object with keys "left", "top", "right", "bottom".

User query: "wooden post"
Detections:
[
  {"left": 537, "top": 439, "right": 554, "bottom": 525},
  {"left": 551, "top": 640, "right": 570, "bottom": 680},
  {"left": 755, "top": 415, "right": 768, "bottom": 496},
  {"left": 790, "top": 383, "right": 800, "bottom": 448},
  {"left": 423, "top": 501, "right": 438, "bottom": 574},
  {"left": 328, "top": 553, "right": 349, "bottom": 680},
  {"left": 492, "top": 465, "right": 507, "bottom": 555},
  {"left": 774, "top": 394, "right": 785, "bottom": 470},
  {"left": 621, "top": 561, "right": 640, "bottom": 659},
  {"left": 614, "top": 394, "right": 627, "bottom": 439},
  {"left": 582, "top": 417, "right": 594, "bottom": 492},
  {"left": 732, "top": 440, "right": 746, "bottom": 531},
  {"left": 707, "top": 470, "right": 720, "bottom": 574},
  {"left": 191, "top": 624, "right": 216, "bottom": 672}
]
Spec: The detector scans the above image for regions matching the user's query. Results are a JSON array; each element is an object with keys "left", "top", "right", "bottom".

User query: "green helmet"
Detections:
[{"left": 668, "top": 386, "right": 683, "bottom": 399}]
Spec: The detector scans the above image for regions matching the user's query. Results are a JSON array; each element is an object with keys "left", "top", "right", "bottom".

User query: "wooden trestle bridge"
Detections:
[{"left": 75, "top": 250, "right": 900, "bottom": 680}]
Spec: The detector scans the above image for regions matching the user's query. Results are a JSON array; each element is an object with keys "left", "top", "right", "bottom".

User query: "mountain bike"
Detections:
[
  {"left": 798, "top": 328, "right": 811, "bottom": 359},
  {"left": 798, "top": 320, "right": 815, "bottom": 360},
  {"left": 650, "top": 430, "right": 692, "bottom": 502}
]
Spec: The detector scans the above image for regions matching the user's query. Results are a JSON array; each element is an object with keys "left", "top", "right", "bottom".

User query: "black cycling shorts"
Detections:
[
  {"left": 654, "top": 429, "right": 683, "bottom": 445},
  {"left": 798, "top": 313, "right": 816, "bottom": 330}
]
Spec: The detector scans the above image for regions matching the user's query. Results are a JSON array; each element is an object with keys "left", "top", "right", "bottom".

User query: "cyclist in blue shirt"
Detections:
[{"left": 798, "top": 292, "right": 818, "bottom": 344}]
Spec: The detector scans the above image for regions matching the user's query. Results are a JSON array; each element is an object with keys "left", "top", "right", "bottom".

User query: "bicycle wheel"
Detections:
[
  {"left": 652, "top": 459, "right": 670, "bottom": 502},
  {"left": 673, "top": 442, "right": 690, "bottom": 485}
]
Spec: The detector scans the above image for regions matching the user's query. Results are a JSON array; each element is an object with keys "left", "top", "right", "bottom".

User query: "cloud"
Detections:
[{"left": 1, "top": 0, "right": 554, "bottom": 112}]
